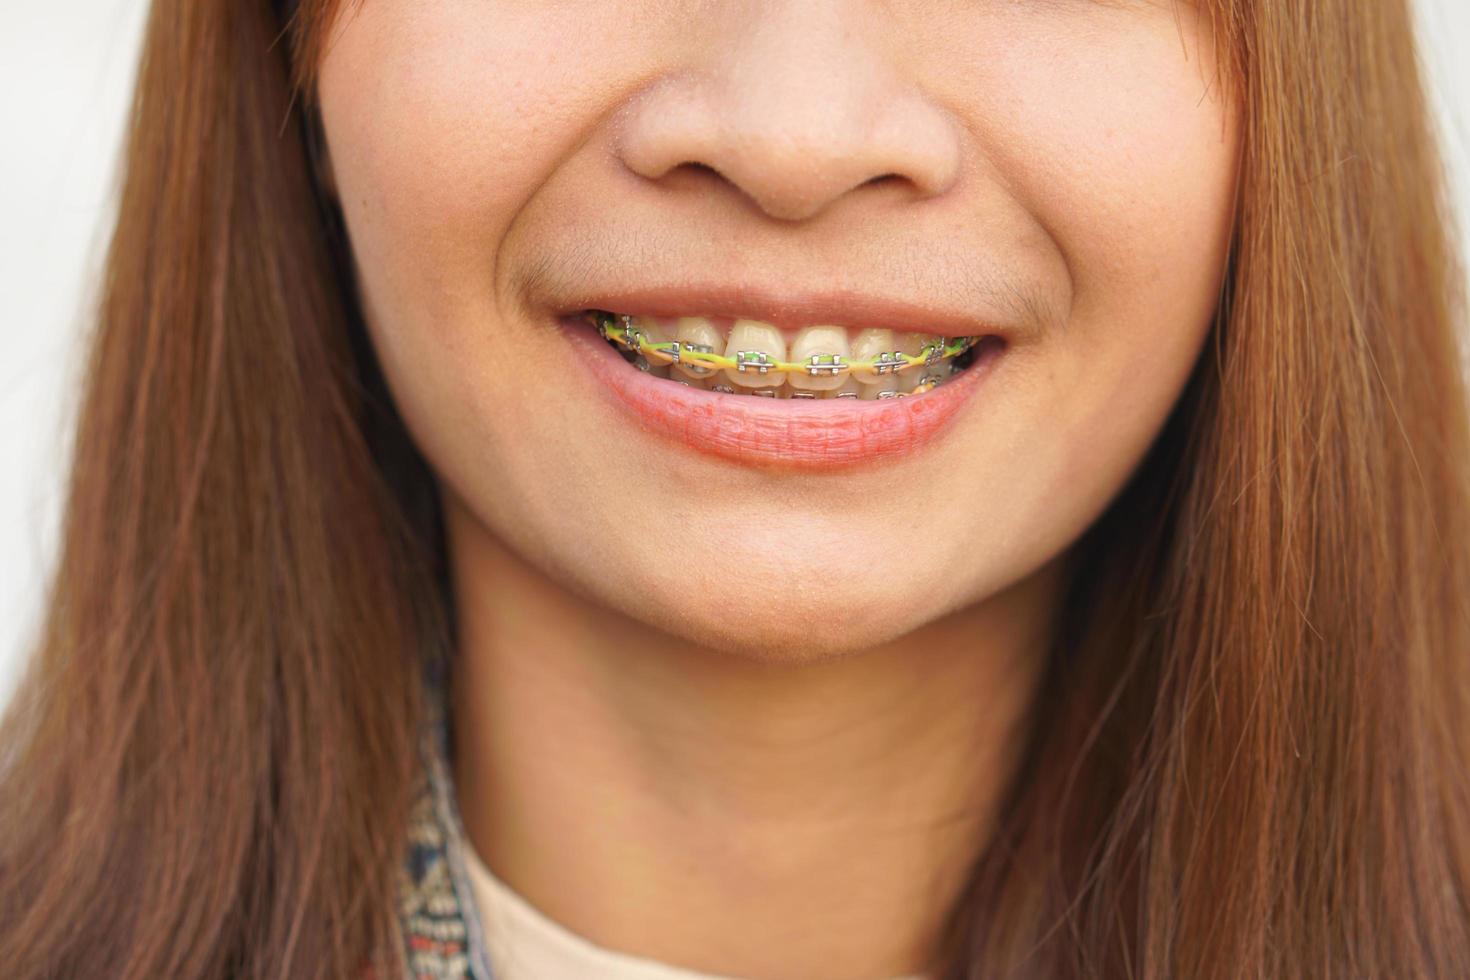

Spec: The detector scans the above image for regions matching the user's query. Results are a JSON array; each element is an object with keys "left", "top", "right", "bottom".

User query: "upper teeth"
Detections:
[{"left": 596, "top": 312, "right": 972, "bottom": 397}]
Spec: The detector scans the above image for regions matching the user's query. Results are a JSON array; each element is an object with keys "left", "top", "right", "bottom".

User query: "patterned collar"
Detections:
[{"left": 394, "top": 670, "right": 497, "bottom": 980}]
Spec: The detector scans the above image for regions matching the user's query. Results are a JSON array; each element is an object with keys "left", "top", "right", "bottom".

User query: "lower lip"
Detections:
[{"left": 556, "top": 316, "right": 1006, "bottom": 471}]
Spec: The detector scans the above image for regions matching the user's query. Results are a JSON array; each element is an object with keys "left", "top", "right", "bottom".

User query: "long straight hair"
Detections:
[{"left": 1, "top": 0, "right": 1467, "bottom": 977}]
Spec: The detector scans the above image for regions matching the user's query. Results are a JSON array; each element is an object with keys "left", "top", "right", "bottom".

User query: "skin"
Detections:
[{"left": 316, "top": 1, "right": 1240, "bottom": 976}]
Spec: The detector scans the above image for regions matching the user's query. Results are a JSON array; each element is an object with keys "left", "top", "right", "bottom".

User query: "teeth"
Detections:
[
  {"left": 723, "top": 319, "right": 786, "bottom": 390},
  {"left": 896, "top": 334, "right": 926, "bottom": 393},
  {"left": 627, "top": 319, "right": 675, "bottom": 380},
  {"left": 630, "top": 315, "right": 670, "bottom": 348},
  {"left": 859, "top": 372, "right": 899, "bottom": 399},
  {"left": 787, "top": 325, "right": 851, "bottom": 392},
  {"left": 673, "top": 317, "right": 722, "bottom": 380},
  {"left": 591, "top": 311, "right": 981, "bottom": 401},
  {"left": 916, "top": 373, "right": 945, "bottom": 392},
  {"left": 849, "top": 329, "right": 897, "bottom": 385}
]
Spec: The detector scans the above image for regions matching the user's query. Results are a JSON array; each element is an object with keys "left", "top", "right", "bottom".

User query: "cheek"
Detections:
[
  {"left": 315, "top": 2, "right": 610, "bottom": 356},
  {"left": 314, "top": 2, "right": 627, "bottom": 486},
  {"left": 986, "top": 21, "right": 1239, "bottom": 324},
  {"left": 1044, "top": 84, "right": 1238, "bottom": 502},
  {"left": 941, "top": 15, "right": 1239, "bottom": 568}
]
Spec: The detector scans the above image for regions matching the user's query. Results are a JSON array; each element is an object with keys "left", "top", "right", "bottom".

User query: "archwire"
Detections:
[{"left": 588, "top": 311, "right": 977, "bottom": 385}]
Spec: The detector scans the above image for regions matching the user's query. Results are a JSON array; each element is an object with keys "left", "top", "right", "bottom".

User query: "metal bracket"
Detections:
[
  {"left": 804, "top": 353, "right": 848, "bottom": 376},
  {"left": 871, "top": 352, "right": 907, "bottom": 375},
  {"left": 735, "top": 350, "right": 775, "bottom": 374}
]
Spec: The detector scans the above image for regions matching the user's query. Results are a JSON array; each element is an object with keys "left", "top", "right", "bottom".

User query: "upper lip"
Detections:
[{"left": 555, "top": 282, "right": 1008, "bottom": 338}]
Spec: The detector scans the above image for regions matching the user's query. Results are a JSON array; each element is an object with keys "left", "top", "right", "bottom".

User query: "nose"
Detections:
[{"left": 613, "top": 1, "right": 963, "bottom": 224}]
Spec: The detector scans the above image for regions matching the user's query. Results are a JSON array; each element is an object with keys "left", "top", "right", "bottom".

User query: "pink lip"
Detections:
[{"left": 557, "top": 316, "right": 1006, "bottom": 471}]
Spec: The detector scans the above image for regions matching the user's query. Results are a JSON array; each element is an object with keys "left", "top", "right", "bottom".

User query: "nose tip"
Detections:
[{"left": 612, "top": 24, "right": 962, "bottom": 224}]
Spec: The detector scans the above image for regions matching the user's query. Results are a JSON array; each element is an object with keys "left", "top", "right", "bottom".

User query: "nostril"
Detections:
[
  {"left": 860, "top": 173, "right": 909, "bottom": 191},
  {"left": 676, "top": 161, "right": 725, "bottom": 180}
]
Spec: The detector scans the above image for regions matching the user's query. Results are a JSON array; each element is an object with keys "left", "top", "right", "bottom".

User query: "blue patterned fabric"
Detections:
[{"left": 393, "top": 666, "right": 497, "bottom": 980}]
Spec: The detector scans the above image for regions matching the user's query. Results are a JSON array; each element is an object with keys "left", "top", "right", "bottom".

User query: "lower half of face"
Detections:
[{"left": 317, "top": 0, "right": 1240, "bottom": 660}]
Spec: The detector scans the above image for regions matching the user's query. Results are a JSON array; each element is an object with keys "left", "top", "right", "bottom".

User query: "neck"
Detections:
[{"left": 445, "top": 494, "right": 1064, "bottom": 980}]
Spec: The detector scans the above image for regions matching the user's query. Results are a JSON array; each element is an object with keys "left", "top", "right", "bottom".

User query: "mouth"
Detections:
[
  {"left": 577, "top": 310, "right": 998, "bottom": 400},
  {"left": 556, "top": 309, "right": 1008, "bottom": 469}
]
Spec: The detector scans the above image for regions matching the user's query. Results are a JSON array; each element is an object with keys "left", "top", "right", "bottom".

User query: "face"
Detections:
[{"left": 315, "top": 0, "right": 1239, "bottom": 660}]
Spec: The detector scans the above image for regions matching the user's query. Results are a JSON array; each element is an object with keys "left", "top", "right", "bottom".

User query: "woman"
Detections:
[{"left": 2, "top": 0, "right": 1467, "bottom": 976}]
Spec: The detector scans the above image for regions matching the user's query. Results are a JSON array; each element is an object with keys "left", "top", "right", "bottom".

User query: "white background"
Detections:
[{"left": 3, "top": 1, "right": 1469, "bottom": 708}]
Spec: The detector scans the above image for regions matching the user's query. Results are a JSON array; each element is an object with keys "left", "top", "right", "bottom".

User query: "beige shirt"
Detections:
[{"left": 461, "top": 839, "right": 929, "bottom": 980}]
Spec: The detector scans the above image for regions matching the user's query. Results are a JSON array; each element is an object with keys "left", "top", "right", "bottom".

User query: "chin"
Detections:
[{"left": 627, "top": 574, "right": 951, "bottom": 665}]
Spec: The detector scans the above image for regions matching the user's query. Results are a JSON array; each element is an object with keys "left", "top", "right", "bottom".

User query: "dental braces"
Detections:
[
  {"left": 645, "top": 360, "right": 952, "bottom": 397},
  {"left": 588, "top": 311, "right": 979, "bottom": 382}
]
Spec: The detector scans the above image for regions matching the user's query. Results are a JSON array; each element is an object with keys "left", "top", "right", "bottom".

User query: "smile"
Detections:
[
  {"left": 558, "top": 310, "right": 1008, "bottom": 470},
  {"left": 582, "top": 310, "right": 990, "bottom": 400}
]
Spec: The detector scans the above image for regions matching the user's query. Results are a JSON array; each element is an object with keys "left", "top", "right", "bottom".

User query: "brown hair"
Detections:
[{"left": 1, "top": 0, "right": 1467, "bottom": 977}]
